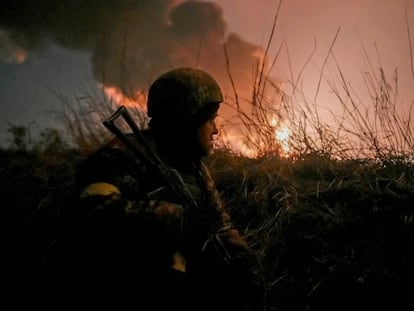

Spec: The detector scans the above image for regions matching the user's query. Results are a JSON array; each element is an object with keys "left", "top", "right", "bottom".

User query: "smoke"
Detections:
[{"left": 1, "top": 0, "right": 282, "bottom": 153}]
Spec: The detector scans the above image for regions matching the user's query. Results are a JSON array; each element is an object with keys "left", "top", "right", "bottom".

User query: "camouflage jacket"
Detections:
[
  {"left": 47, "top": 129, "right": 265, "bottom": 310},
  {"left": 76, "top": 129, "right": 240, "bottom": 264}
]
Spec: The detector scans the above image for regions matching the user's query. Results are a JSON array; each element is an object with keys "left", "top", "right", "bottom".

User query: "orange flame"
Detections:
[
  {"left": 275, "top": 125, "right": 291, "bottom": 155},
  {"left": 101, "top": 84, "right": 147, "bottom": 112},
  {"left": 100, "top": 84, "right": 290, "bottom": 158}
]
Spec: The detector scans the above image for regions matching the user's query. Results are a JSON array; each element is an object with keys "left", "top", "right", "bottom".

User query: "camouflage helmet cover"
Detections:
[{"left": 147, "top": 67, "right": 223, "bottom": 128}]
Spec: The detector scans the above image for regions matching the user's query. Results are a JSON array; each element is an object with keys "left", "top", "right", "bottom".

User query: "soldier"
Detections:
[{"left": 46, "top": 67, "right": 265, "bottom": 310}]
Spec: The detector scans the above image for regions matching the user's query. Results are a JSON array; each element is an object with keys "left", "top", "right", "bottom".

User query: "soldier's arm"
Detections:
[{"left": 77, "top": 146, "right": 184, "bottom": 226}]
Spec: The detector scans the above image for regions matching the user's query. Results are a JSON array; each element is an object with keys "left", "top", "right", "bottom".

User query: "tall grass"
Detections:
[
  {"left": 4, "top": 3, "right": 414, "bottom": 309},
  {"left": 49, "top": 21, "right": 414, "bottom": 164}
]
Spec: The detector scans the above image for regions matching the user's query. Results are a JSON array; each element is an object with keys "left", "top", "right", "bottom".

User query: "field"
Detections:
[
  {"left": 3, "top": 14, "right": 414, "bottom": 307},
  {"left": 2, "top": 123, "right": 414, "bottom": 310}
]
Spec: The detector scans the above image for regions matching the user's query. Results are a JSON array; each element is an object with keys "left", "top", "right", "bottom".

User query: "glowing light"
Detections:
[
  {"left": 216, "top": 129, "right": 258, "bottom": 158},
  {"left": 0, "top": 28, "right": 28, "bottom": 64},
  {"left": 270, "top": 116, "right": 291, "bottom": 156},
  {"left": 276, "top": 126, "right": 289, "bottom": 141},
  {"left": 13, "top": 48, "right": 27, "bottom": 64},
  {"left": 275, "top": 125, "right": 291, "bottom": 155},
  {"left": 101, "top": 84, "right": 147, "bottom": 110}
]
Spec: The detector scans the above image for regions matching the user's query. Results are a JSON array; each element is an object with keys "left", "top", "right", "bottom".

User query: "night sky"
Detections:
[{"left": 1, "top": 0, "right": 413, "bottom": 149}]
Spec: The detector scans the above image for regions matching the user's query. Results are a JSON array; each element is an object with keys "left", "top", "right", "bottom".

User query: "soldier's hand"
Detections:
[{"left": 150, "top": 200, "right": 185, "bottom": 228}]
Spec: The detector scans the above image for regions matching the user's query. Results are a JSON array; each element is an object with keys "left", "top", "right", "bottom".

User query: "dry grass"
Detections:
[
  {"left": 207, "top": 149, "right": 414, "bottom": 310},
  {"left": 3, "top": 1, "right": 414, "bottom": 309}
]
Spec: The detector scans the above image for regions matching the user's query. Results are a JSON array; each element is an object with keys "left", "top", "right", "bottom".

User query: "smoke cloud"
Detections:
[{"left": 0, "top": 0, "right": 282, "bottom": 150}]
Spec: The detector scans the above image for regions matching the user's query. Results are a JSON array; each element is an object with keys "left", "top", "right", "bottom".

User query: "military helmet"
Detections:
[{"left": 147, "top": 67, "right": 223, "bottom": 129}]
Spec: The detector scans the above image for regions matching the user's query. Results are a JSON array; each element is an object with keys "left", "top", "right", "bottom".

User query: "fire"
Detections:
[
  {"left": 270, "top": 116, "right": 291, "bottom": 156},
  {"left": 101, "top": 84, "right": 147, "bottom": 111},
  {"left": 218, "top": 132, "right": 258, "bottom": 158},
  {"left": 275, "top": 125, "right": 291, "bottom": 155},
  {"left": 100, "top": 84, "right": 291, "bottom": 158}
]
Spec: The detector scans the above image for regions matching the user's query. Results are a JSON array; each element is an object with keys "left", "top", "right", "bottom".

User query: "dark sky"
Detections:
[{"left": 1, "top": 0, "right": 413, "bottom": 153}]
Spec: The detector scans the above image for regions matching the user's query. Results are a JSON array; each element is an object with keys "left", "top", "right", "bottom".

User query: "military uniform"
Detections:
[{"left": 45, "top": 68, "right": 265, "bottom": 310}]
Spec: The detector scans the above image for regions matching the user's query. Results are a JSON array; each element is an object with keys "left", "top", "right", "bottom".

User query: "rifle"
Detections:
[
  {"left": 103, "top": 105, "right": 199, "bottom": 209},
  {"left": 103, "top": 105, "right": 232, "bottom": 263},
  {"left": 103, "top": 106, "right": 267, "bottom": 307}
]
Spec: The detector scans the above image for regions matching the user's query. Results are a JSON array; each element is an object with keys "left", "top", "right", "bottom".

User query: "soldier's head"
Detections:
[{"left": 147, "top": 67, "right": 223, "bottom": 156}]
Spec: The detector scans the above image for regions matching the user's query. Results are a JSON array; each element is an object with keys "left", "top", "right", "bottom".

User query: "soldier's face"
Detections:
[{"left": 197, "top": 113, "right": 219, "bottom": 156}]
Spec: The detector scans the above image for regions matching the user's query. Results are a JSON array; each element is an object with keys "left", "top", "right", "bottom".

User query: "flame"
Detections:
[
  {"left": 271, "top": 117, "right": 291, "bottom": 156},
  {"left": 100, "top": 84, "right": 291, "bottom": 158},
  {"left": 275, "top": 125, "right": 291, "bottom": 155},
  {"left": 215, "top": 129, "right": 258, "bottom": 158},
  {"left": 101, "top": 84, "right": 147, "bottom": 111}
]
